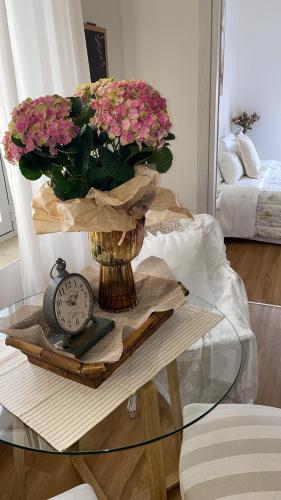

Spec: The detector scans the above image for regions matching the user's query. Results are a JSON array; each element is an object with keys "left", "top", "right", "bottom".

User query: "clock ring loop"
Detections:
[{"left": 50, "top": 258, "right": 67, "bottom": 279}]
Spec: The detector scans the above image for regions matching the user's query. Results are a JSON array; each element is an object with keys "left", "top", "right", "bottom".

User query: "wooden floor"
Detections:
[
  {"left": 0, "top": 443, "right": 181, "bottom": 500},
  {"left": 226, "top": 238, "right": 281, "bottom": 305},
  {"left": 0, "top": 393, "right": 181, "bottom": 500},
  {"left": 226, "top": 238, "right": 281, "bottom": 405},
  {"left": 226, "top": 238, "right": 281, "bottom": 406},
  {"left": 1, "top": 238, "right": 281, "bottom": 499},
  {"left": 250, "top": 303, "right": 281, "bottom": 407}
]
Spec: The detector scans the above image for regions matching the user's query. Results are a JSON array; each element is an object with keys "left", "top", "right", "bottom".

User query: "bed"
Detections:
[{"left": 216, "top": 134, "right": 281, "bottom": 242}]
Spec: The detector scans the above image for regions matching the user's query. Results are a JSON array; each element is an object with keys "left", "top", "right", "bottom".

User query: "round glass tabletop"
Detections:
[{"left": 0, "top": 292, "right": 241, "bottom": 455}]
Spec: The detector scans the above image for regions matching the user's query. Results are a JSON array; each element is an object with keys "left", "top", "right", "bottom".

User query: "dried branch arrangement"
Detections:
[{"left": 232, "top": 111, "right": 260, "bottom": 134}]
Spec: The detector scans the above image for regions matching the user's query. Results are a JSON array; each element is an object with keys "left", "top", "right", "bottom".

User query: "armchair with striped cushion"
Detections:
[{"left": 180, "top": 403, "right": 281, "bottom": 499}]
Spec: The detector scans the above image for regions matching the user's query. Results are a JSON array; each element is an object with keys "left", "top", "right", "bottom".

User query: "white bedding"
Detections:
[{"left": 217, "top": 160, "right": 281, "bottom": 239}]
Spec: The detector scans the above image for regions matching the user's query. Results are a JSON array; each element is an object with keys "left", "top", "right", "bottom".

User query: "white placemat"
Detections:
[{"left": 0, "top": 303, "right": 223, "bottom": 451}]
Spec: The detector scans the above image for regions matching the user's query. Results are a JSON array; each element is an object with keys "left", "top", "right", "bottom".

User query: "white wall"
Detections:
[
  {"left": 218, "top": 0, "right": 238, "bottom": 137},
  {"left": 121, "top": 0, "right": 199, "bottom": 211},
  {"left": 81, "top": 0, "right": 125, "bottom": 80},
  {"left": 220, "top": 0, "right": 281, "bottom": 160},
  {"left": 81, "top": 0, "right": 200, "bottom": 211}
]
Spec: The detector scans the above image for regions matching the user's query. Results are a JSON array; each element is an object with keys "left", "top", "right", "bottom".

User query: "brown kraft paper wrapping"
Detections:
[{"left": 32, "top": 165, "right": 193, "bottom": 234}]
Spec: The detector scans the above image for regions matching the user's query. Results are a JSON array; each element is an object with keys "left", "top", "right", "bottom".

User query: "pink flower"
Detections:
[
  {"left": 108, "top": 124, "right": 121, "bottom": 138},
  {"left": 122, "top": 118, "right": 130, "bottom": 131},
  {"left": 15, "top": 118, "right": 28, "bottom": 133},
  {"left": 3, "top": 95, "right": 79, "bottom": 163},
  {"left": 2, "top": 132, "right": 25, "bottom": 163},
  {"left": 120, "top": 131, "right": 134, "bottom": 145},
  {"left": 128, "top": 108, "right": 139, "bottom": 120},
  {"left": 74, "top": 79, "right": 115, "bottom": 103},
  {"left": 87, "top": 79, "right": 172, "bottom": 149}
]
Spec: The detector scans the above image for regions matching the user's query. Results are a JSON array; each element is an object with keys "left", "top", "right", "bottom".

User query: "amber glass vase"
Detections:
[{"left": 89, "top": 218, "right": 145, "bottom": 312}]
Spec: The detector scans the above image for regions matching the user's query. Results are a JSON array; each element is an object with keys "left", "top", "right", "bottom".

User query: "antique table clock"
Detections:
[{"left": 43, "top": 258, "right": 114, "bottom": 357}]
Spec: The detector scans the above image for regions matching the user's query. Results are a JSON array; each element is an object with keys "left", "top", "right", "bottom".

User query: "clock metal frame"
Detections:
[{"left": 43, "top": 272, "right": 94, "bottom": 337}]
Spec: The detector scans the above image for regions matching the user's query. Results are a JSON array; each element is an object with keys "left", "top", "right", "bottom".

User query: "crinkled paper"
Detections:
[{"left": 32, "top": 166, "right": 193, "bottom": 234}]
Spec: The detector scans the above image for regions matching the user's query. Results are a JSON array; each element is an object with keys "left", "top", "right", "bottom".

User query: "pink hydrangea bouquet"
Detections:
[{"left": 3, "top": 78, "right": 174, "bottom": 200}]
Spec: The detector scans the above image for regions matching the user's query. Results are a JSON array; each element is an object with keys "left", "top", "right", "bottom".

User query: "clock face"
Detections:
[{"left": 54, "top": 275, "right": 93, "bottom": 334}]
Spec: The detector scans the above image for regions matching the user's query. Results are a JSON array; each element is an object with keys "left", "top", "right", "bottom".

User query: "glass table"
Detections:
[{"left": 0, "top": 293, "right": 241, "bottom": 500}]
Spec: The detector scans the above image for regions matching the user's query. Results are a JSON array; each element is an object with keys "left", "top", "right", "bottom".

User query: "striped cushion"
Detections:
[{"left": 180, "top": 404, "right": 281, "bottom": 500}]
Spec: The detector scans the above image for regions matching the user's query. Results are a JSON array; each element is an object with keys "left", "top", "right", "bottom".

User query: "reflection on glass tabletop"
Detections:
[{"left": 0, "top": 292, "right": 241, "bottom": 455}]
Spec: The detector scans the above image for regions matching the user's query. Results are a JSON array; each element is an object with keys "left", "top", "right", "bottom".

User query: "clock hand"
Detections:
[
  {"left": 64, "top": 293, "right": 76, "bottom": 306},
  {"left": 72, "top": 291, "right": 79, "bottom": 306}
]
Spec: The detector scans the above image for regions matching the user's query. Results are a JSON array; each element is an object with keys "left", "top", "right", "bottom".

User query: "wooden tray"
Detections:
[{"left": 5, "top": 309, "right": 174, "bottom": 388}]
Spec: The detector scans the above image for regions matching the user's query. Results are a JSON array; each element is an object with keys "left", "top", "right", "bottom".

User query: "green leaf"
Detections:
[
  {"left": 35, "top": 147, "right": 53, "bottom": 158},
  {"left": 74, "top": 125, "right": 93, "bottom": 175},
  {"left": 46, "top": 156, "right": 70, "bottom": 167},
  {"left": 98, "top": 131, "right": 110, "bottom": 146},
  {"left": 43, "top": 166, "right": 66, "bottom": 182},
  {"left": 53, "top": 179, "right": 86, "bottom": 201},
  {"left": 125, "top": 149, "right": 152, "bottom": 166},
  {"left": 99, "top": 147, "right": 120, "bottom": 173},
  {"left": 35, "top": 147, "right": 70, "bottom": 163},
  {"left": 87, "top": 158, "right": 113, "bottom": 190},
  {"left": 30, "top": 153, "right": 54, "bottom": 173},
  {"left": 119, "top": 144, "right": 152, "bottom": 166},
  {"left": 89, "top": 147, "right": 135, "bottom": 190},
  {"left": 19, "top": 154, "right": 42, "bottom": 180},
  {"left": 57, "top": 143, "right": 80, "bottom": 155},
  {"left": 149, "top": 147, "right": 173, "bottom": 173},
  {"left": 99, "top": 147, "right": 135, "bottom": 181},
  {"left": 118, "top": 144, "right": 133, "bottom": 164},
  {"left": 69, "top": 96, "right": 95, "bottom": 127},
  {"left": 11, "top": 136, "right": 25, "bottom": 148},
  {"left": 92, "top": 128, "right": 100, "bottom": 148},
  {"left": 18, "top": 150, "right": 62, "bottom": 179},
  {"left": 69, "top": 96, "right": 83, "bottom": 117},
  {"left": 90, "top": 128, "right": 110, "bottom": 148},
  {"left": 164, "top": 132, "right": 176, "bottom": 141}
]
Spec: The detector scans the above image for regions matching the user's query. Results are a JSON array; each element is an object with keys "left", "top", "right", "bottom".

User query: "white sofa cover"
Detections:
[{"left": 134, "top": 214, "right": 258, "bottom": 404}]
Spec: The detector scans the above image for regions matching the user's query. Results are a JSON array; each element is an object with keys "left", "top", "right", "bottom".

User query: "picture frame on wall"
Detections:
[{"left": 84, "top": 23, "right": 109, "bottom": 82}]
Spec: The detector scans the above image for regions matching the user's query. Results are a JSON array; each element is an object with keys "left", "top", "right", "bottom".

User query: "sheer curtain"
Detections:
[{"left": 0, "top": 0, "right": 92, "bottom": 297}]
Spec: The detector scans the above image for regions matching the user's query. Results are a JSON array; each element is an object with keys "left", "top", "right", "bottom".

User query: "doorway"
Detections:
[{"left": 205, "top": 0, "right": 281, "bottom": 305}]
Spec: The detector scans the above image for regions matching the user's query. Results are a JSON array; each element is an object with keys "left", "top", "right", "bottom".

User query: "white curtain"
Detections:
[{"left": 0, "top": 0, "right": 92, "bottom": 297}]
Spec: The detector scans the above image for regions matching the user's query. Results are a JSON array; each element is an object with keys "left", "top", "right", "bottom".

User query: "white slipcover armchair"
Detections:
[{"left": 134, "top": 214, "right": 258, "bottom": 404}]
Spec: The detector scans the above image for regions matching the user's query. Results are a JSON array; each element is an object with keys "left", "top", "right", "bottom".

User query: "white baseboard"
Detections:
[{"left": 249, "top": 301, "right": 281, "bottom": 309}]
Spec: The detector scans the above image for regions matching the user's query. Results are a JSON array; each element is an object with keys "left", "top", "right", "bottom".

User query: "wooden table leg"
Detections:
[
  {"left": 167, "top": 360, "right": 183, "bottom": 428},
  {"left": 13, "top": 447, "right": 26, "bottom": 500},
  {"left": 12, "top": 416, "right": 27, "bottom": 500},
  {"left": 72, "top": 367, "right": 182, "bottom": 500},
  {"left": 140, "top": 382, "right": 167, "bottom": 500},
  {"left": 167, "top": 359, "right": 183, "bottom": 455},
  {"left": 71, "top": 456, "right": 109, "bottom": 500}
]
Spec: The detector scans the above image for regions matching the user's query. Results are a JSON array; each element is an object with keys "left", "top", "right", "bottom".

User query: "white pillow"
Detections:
[
  {"left": 237, "top": 133, "right": 260, "bottom": 178},
  {"left": 134, "top": 214, "right": 227, "bottom": 303},
  {"left": 218, "top": 133, "right": 238, "bottom": 161},
  {"left": 219, "top": 151, "right": 244, "bottom": 184}
]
